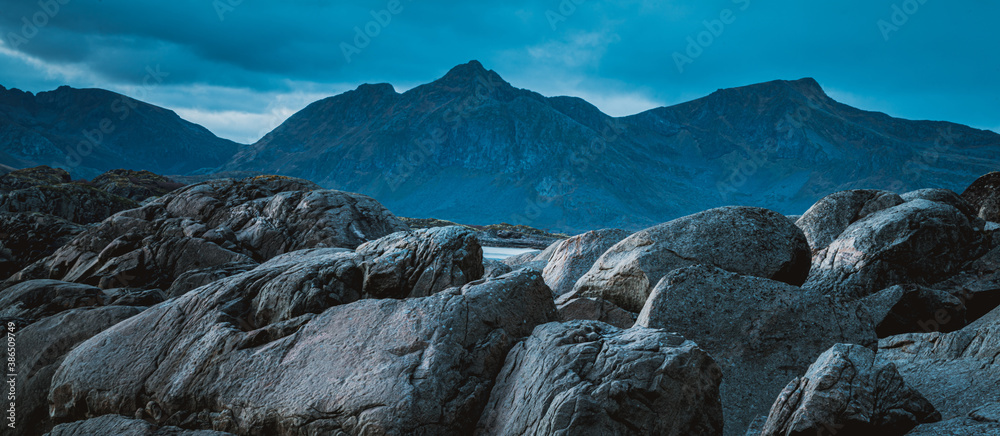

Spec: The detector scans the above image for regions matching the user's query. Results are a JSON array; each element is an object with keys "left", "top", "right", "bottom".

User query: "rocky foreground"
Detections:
[{"left": 1, "top": 169, "right": 1000, "bottom": 436}]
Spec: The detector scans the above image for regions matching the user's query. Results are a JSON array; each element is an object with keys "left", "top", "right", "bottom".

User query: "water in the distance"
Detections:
[{"left": 482, "top": 247, "right": 537, "bottom": 260}]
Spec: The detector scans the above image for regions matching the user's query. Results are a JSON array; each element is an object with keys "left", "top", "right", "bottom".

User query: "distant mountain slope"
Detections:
[
  {"left": 0, "top": 85, "right": 242, "bottom": 179},
  {"left": 223, "top": 61, "right": 1000, "bottom": 232}
]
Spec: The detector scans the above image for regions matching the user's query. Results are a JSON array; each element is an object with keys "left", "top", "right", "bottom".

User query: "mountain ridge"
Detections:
[{"left": 2, "top": 61, "right": 998, "bottom": 232}]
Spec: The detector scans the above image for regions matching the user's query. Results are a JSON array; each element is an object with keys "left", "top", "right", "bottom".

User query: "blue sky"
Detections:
[{"left": 1, "top": 0, "right": 997, "bottom": 143}]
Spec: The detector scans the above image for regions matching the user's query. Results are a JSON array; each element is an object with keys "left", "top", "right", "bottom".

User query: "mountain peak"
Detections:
[{"left": 443, "top": 60, "right": 489, "bottom": 79}]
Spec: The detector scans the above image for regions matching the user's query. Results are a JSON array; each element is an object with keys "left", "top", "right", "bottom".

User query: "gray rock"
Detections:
[
  {"left": 356, "top": 226, "right": 483, "bottom": 299},
  {"left": 862, "top": 284, "right": 966, "bottom": 337},
  {"left": 49, "top": 264, "right": 556, "bottom": 435},
  {"left": 501, "top": 250, "right": 542, "bottom": 268},
  {"left": 972, "top": 403, "right": 1000, "bottom": 423},
  {"left": 541, "top": 228, "right": 630, "bottom": 296},
  {"left": 928, "top": 243, "right": 1000, "bottom": 323},
  {"left": 961, "top": 171, "right": 1000, "bottom": 222},
  {"left": 20, "top": 306, "right": 144, "bottom": 436},
  {"left": 795, "top": 189, "right": 903, "bottom": 253},
  {"left": 476, "top": 321, "right": 724, "bottom": 436},
  {"left": 636, "top": 265, "right": 876, "bottom": 436},
  {"left": 8, "top": 176, "right": 408, "bottom": 291},
  {"left": 164, "top": 260, "right": 260, "bottom": 298},
  {"left": 482, "top": 258, "right": 513, "bottom": 279},
  {"left": 0, "top": 280, "right": 106, "bottom": 323},
  {"left": 906, "top": 418, "right": 1000, "bottom": 435},
  {"left": 0, "top": 183, "right": 139, "bottom": 224},
  {"left": 877, "top": 315, "right": 1000, "bottom": 419},
  {"left": 556, "top": 297, "right": 636, "bottom": 329},
  {"left": 901, "top": 188, "right": 978, "bottom": 219},
  {"left": 46, "top": 414, "right": 235, "bottom": 435},
  {"left": 804, "top": 199, "right": 987, "bottom": 299},
  {"left": 759, "top": 343, "right": 940, "bottom": 436},
  {"left": 103, "top": 288, "right": 168, "bottom": 307},
  {"left": 0, "top": 165, "right": 71, "bottom": 192},
  {"left": 0, "top": 212, "right": 84, "bottom": 280},
  {"left": 572, "top": 206, "right": 811, "bottom": 312}
]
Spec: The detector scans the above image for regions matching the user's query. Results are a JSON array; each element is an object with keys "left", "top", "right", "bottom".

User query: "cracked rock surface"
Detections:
[
  {"left": 476, "top": 320, "right": 724, "bottom": 436},
  {"left": 570, "top": 206, "right": 811, "bottom": 312}
]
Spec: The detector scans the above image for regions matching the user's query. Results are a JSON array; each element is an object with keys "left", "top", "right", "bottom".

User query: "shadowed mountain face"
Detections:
[
  {"left": 223, "top": 61, "right": 1000, "bottom": 233},
  {"left": 0, "top": 85, "right": 241, "bottom": 179}
]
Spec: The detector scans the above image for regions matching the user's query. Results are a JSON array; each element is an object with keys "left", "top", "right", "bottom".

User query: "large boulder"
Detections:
[
  {"left": 356, "top": 226, "right": 483, "bottom": 299},
  {"left": 794, "top": 190, "right": 903, "bottom": 253},
  {"left": 90, "top": 169, "right": 186, "bottom": 202},
  {"left": 862, "top": 284, "right": 967, "bottom": 337},
  {"left": 7, "top": 176, "right": 409, "bottom": 290},
  {"left": 14, "top": 306, "right": 144, "bottom": 436},
  {"left": 962, "top": 171, "right": 1000, "bottom": 222},
  {"left": 0, "top": 183, "right": 139, "bottom": 224},
  {"left": 556, "top": 297, "right": 636, "bottom": 329},
  {"left": 571, "top": 207, "right": 811, "bottom": 312},
  {"left": 758, "top": 344, "right": 940, "bottom": 436},
  {"left": 0, "top": 280, "right": 106, "bottom": 323},
  {"left": 0, "top": 212, "right": 84, "bottom": 280},
  {"left": 0, "top": 165, "right": 71, "bottom": 191},
  {"left": 476, "top": 321, "right": 724, "bottom": 436},
  {"left": 46, "top": 414, "right": 235, "bottom": 436},
  {"left": 928, "top": 242, "right": 1000, "bottom": 323},
  {"left": 901, "top": 188, "right": 978, "bottom": 219},
  {"left": 804, "top": 199, "right": 987, "bottom": 299},
  {"left": 541, "top": 228, "right": 630, "bottom": 296},
  {"left": 48, "top": 254, "right": 556, "bottom": 435},
  {"left": 877, "top": 309, "right": 1000, "bottom": 420},
  {"left": 635, "top": 265, "right": 876, "bottom": 435}
]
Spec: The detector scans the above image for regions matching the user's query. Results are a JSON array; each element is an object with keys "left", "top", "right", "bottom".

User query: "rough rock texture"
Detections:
[
  {"left": 906, "top": 418, "right": 1000, "bottom": 435},
  {"left": 0, "top": 280, "right": 106, "bottom": 323},
  {"left": 8, "top": 176, "right": 408, "bottom": 290},
  {"left": 90, "top": 169, "right": 186, "bottom": 202},
  {"left": 759, "top": 344, "right": 940, "bottom": 436},
  {"left": 104, "top": 287, "right": 168, "bottom": 307},
  {"left": 572, "top": 207, "right": 811, "bottom": 312},
  {"left": 49, "top": 261, "right": 556, "bottom": 435},
  {"left": 962, "top": 171, "right": 1000, "bottom": 222},
  {"left": 501, "top": 250, "right": 542, "bottom": 268},
  {"left": 356, "top": 226, "right": 483, "bottom": 299},
  {"left": 0, "top": 212, "right": 84, "bottom": 280},
  {"left": 482, "top": 258, "right": 513, "bottom": 279},
  {"left": 16, "top": 306, "right": 143, "bottom": 436},
  {"left": 902, "top": 188, "right": 978, "bottom": 219},
  {"left": 477, "top": 321, "right": 722, "bottom": 435},
  {"left": 0, "top": 183, "right": 139, "bottom": 224},
  {"left": 862, "top": 284, "right": 967, "bottom": 337},
  {"left": 556, "top": 297, "right": 636, "bottom": 329},
  {"left": 164, "top": 260, "right": 260, "bottom": 298},
  {"left": 476, "top": 321, "right": 724, "bottom": 436},
  {"left": 878, "top": 311, "right": 1000, "bottom": 420},
  {"left": 804, "top": 199, "right": 987, "bottom": 299},
  {"left": 46, "top": 414, "right": 236, "bottom": 435},
  {"left": 794, "top": 190, "right": 904, "bottom": 253},
  {"left": 541, "top": 228, "right": 630, "bottom": 296},
  {"left": 0, "top": 165, "right": 71, "bottom": 191},
  {"left": 635, "top": 265, "right": 876, "bottom": 436},
  {"left": 929, "top": 243, "right": 1000, "bottom": 322}
]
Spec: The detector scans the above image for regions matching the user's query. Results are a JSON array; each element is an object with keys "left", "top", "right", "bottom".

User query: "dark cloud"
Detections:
[{"left": 1, "top": 0, "right": 997, "bottom": 141}]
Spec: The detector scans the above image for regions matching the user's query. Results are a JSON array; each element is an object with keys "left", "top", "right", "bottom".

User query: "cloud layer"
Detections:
[{"left": 2, "top": 0, "right": 997, "bottom": 142}]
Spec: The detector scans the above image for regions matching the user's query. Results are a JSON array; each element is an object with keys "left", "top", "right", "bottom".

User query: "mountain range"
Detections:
[{"left": 2, "top": 61, "right": 999, "bottom": 232}]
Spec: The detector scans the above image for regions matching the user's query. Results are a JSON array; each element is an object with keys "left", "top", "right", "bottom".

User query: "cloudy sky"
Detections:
[{"left": 2, "top": 0, "right": 997, "bottom": 143}]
